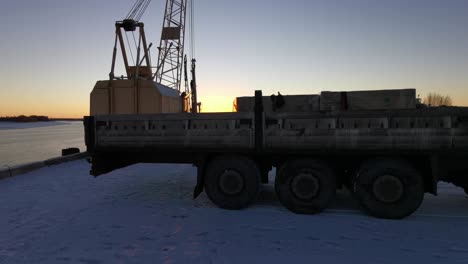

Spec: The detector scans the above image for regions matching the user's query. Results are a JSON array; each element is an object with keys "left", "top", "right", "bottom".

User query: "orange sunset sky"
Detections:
[{"left": 1, "top": 0, "right": 467, "bottom": 118}]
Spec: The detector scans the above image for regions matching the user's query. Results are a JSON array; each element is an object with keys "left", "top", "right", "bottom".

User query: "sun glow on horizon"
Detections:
[{"left": 198, "top": 95, "right": 236, "bottom": 113}]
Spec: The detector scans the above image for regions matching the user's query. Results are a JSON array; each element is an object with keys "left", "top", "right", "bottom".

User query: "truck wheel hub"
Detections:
[
  {"left": 219, "top": 170, "right": 244, "bottom": 195},
  {"left": 291, "top": 172, "right": 319, "bottom": 200},
  {"left": 372, "top": 175, "right": 404, "bottom": 203}
]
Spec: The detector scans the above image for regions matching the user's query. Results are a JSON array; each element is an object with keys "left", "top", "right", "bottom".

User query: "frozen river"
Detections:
[
  {"left": 1, "top": 160, "right": 468, "bottom": 263},
  {"left": 0, "top": 121, "right": 84, "bottom": 166}
]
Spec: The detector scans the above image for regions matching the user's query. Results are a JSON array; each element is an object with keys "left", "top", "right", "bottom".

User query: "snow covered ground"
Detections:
[
  {"left": 1, "top": 160, "right": 467, "bottom": 264},
  {"left": 0, "top": 121, "right": 68, "bottom": 130}
]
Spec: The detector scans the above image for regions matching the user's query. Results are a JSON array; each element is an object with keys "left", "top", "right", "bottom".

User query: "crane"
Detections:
[{"left": 92, "top": 0, "right": 198, "bottom": 115}]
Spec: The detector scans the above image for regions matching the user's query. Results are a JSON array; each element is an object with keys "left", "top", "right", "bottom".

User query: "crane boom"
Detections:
[{"left": 155, "top": 0, "right": 188, "bottom": 92}]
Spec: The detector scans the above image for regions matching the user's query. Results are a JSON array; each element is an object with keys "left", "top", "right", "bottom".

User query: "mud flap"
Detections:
[{"left": 193, "top": 163, "right": 205, "bottom": 199}]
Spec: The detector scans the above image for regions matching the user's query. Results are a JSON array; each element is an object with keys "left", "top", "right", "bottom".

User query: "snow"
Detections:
[
  {"left": 155, "top": 83, "right": 180, "bottom": 98},
  {"left": 1, "top": 160, "right": 467, "bottom": 264},
  {"left": 0, "top": 121, "right": 69, "bottom": 130}
]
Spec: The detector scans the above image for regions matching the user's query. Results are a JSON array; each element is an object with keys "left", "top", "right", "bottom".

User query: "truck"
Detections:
[
  {"left": 84, "top": 0, "right": 468, "bottom": 219},
  {"left": 84, "top": 89, "right": 468, "bottom": 219}
]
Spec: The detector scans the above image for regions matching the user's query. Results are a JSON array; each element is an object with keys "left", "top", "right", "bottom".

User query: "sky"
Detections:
[{"left": 0, "top": 0, "right": 467, "bottom": 117}]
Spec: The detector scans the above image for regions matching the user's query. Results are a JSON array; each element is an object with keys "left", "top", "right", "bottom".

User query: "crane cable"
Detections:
[
  {"left": 126, "top": 0, "right": 152, "bottom": 21},
  {"left": 124, "top": 32, "right": 135, "bottom": 64},
  {"left": 123, "top": 0, "right": 153, "bottom": 66},
  {"left": 136, "top": 0, "right": 152, "bottom": 21}
]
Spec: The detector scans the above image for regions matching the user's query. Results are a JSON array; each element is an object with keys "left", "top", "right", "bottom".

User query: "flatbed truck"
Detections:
[{"left": 84, "top": 90, "right": 468, "bottom": 219}]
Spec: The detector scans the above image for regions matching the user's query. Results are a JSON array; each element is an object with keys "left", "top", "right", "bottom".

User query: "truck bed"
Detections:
[{"left": 86, "top": 107, "right": 468, "bottom": 154}]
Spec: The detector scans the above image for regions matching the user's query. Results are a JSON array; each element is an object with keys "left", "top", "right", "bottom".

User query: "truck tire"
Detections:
[
  {"left": 354, "top": 159, "right": 424, "bottom": 219},
  {"left": 275, "top": 159, "right": 336, "bottom": 214},
  {"left": 204, "top": 156, "right": 260, "bottom": 210}
]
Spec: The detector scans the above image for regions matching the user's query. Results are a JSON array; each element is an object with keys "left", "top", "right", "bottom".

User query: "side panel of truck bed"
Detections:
[
  {"left": 92, "top": 112, "right": 255, "bottom": 151},
  {"left": 88, "top": 108, "right": 468, "bottom": 154},
  {"left": 264, "top": 110, "right": 468, "bottom": 151}
]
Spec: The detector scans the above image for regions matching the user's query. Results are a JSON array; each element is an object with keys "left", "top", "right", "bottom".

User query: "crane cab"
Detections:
[{"left": 90, "top": 80, "right": 182, "bottom": 115}]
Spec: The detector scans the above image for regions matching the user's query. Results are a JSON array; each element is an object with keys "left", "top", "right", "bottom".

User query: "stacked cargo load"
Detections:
[
  {"left": 235, "top": 88, "right": 417, "bottom": 113},
  {"left": 319, "top": 89, "right": 417, "bottom": 112},
  {"left": 235, "top": 94, "right": 320, "bottom": 113}
]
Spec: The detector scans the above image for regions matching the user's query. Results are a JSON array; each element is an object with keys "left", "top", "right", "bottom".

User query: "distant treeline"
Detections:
[{"left": 0, "top": 115, "right": 50, "bottom": 122}]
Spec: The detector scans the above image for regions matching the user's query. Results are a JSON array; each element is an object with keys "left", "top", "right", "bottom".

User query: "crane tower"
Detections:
[{"left": 155, "top": 0, "right": 188, "bottom": 92}]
